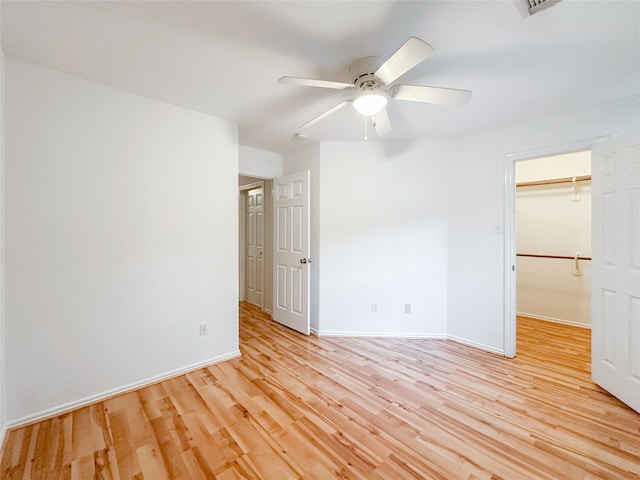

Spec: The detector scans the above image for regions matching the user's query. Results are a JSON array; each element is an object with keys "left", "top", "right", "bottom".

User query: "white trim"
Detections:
[
  {"left": 517, "top": 312, "right": 591, "bottom": 329},
  {"left": 5, "top": 350, "right": 240, "bottom": 430},
  {"left": 238, "top": 167, "right": 275, "bottom": 179},
  {"left": 239, "top": 180, "right": 264, "bottom": 192},
  {"left": 239, "top": 191, "right": 246, "bottom": 302},
  {"left": 0, "top": 425, "right": 7, "bottom": 454},
  {"left": 446, "top": 335, "right": 506, "bottom": 356},
  {"left": 240, "top": 181, "right": 265, "bottom": 310},
  {"left": 504, "top": 154, "right": 517, "bottom": 358},
  {"left": 317, "top": 331, "right": 447, "bottom": 339},
  {"left": 503, "top": 136, "right": 609, "bottom": 359},
  {"left": 505, "top": 137, "right": 609, "bottom": 164},
  {"left": 0, "top": 52, "right": 5, "bottom": 461}
]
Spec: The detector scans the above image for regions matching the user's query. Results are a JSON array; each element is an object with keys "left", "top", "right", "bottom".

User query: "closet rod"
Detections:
[
  {"left": 517, "top": 253, "right": 592, "bottom": 261},
  {"left": 516, "top": 174, "right": 591, "bottom": 188}
]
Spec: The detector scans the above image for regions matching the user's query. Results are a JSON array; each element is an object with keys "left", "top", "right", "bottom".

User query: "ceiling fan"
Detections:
[{"left": 279, "top": 37, "right": 472, "bottom": 138}]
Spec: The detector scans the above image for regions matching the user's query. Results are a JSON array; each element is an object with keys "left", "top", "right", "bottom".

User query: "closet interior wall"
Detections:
[{"left": 515, "top": 151, "right": 592, "bottom": 327}]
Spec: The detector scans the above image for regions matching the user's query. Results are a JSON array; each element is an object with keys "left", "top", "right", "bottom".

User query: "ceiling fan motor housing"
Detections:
[{"left": 350, "top": 56, "right": 384, "bottom": 88}]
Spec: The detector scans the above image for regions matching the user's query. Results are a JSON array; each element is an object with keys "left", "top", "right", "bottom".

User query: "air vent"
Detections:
[{"left": 526, "top": 0, "right": 561, "bottom": 15}]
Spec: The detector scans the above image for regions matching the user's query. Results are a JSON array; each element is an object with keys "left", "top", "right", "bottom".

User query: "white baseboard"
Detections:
[
  {"left": 0, "top": 326, "right": 516, "bottom": 432},
  {"left": 317, "top": 330, "right": 446, "bottom": 339},
  {"left": 446, "top": 335, "right": 505, "bottom": 356},
  {"left": 5, "top": 350, "right": 241, "bottom": 430},
  {"left": 517, "top": 312, "right": 591, "bottom": 329}
]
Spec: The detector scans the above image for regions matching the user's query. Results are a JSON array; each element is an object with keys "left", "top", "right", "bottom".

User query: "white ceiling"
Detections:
[{"left": 2, "top": 1, "right": 639, "bottom": 154}]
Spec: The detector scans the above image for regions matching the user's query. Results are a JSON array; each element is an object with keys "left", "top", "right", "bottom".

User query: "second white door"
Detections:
[{"left": 246, "top": 186, "right": 264, "bottom": 307}]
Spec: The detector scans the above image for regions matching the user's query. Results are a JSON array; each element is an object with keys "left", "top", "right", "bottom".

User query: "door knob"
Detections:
[{"left": 300, "top": 258, "right": 312, "bottom": 264}]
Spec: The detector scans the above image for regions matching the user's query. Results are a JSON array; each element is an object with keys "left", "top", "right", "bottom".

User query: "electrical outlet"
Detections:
[
  {"left": 199, "top": 322, "right": 208, "bottom": 336},
  {"left": 404, "top": 304, "right": 412, "bottom": 314},
  {"left": 371, "top": 303, "right": 378, "bottom": 313}
]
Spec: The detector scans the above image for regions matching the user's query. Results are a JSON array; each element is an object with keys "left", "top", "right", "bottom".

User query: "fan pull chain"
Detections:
[{"left": 364, "top": 116, "right": 368, "bottom": 142}]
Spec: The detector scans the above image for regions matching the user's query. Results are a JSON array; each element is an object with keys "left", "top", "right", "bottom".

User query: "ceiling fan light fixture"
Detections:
[{"left": 353, "top": 91, "right": 387, "bottom": 116}]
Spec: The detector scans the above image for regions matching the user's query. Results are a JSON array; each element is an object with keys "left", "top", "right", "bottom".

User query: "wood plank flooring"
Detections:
[{"left": 1, "top": 305, "right": 639, "bottom": 479}]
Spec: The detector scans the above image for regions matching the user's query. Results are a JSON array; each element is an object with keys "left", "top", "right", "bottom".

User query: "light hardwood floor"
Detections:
[{"left": 1, "top": 304, "right": 639, "bottom": 479}]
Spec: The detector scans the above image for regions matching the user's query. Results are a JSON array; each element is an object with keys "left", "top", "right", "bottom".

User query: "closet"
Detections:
[{"left": 516, "top": 151, "right": 591, "bottom": 327}]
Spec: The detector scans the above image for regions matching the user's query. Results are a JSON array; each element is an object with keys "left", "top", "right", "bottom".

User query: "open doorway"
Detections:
[
  {"left": 239, "top": 176, "right": 273, "bottom": 314},
  {"left": 505, "top": 132, "right": 639, "bottom": 411},
  {"left": 515, "top": 151, "right": 592, "bottom": 332},
  {"left": 503, "top": 137, "right": 607, "bottom": 358},
  {"left": 238, "top": 169, "right": 312, "bottom": 335}
]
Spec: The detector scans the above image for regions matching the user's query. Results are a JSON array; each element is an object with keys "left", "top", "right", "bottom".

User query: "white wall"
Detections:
[
  {"left": 239, "top": 145, "right": 282, "bottom": 179},
  {"left": 281, "top": 95, "right": 638, "bottom": 350},
  {"left": 448, "top": 94, "right": 640, "bottom": 353},
  {"left": 516, "top": 152, "right": 591, "bottom": 182},
  {"left": 4, "top": 58, "right": 239, "bottom": 424},
  {"left": 516, "top": 152, "right": 592, "bottom": 326},
  {"left": 284, "top": 140, "right": 449, "bottom": 336}
]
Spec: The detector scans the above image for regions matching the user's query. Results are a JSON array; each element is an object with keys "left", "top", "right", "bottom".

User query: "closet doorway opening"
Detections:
[
  {"left": 239, "top": 176, "right": 273, "bottom": 314},
  {"left": 503, "top": 138, "right": 603, "bottom": 359},
  {"left": 515, "top": 151, "right": 592, "bottom": 337}
]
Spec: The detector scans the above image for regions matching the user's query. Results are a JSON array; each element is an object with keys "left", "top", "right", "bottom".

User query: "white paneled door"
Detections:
[
  {"left": 592, "top": 130, "right": 640, "bottom": 413},
  {"left": 273, "top": 171, "right": 310, "bottom": 335},
  {"left": 246, "top": 187, "right": 264, "bottom": 307}
]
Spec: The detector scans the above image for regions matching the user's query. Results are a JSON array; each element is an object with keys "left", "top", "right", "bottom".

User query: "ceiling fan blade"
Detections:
[
  {"left": 300, "top": 100, "right": 352, "bottom": 129},
  {"left": 279, "top": 76, "right": 353, "bottom": 90},
  {"left": 393, "top": 84, "right": 472, "bottom": 106},
  {"left": 374, "top": 37, "right": 434, "bottom": 85},
  {"left": 372, "top": 108, "right": 392, "bottom": 137}
]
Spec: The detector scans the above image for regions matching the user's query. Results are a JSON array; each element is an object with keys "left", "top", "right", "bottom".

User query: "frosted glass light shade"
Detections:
[{"left": 353, "top": 92, "right": 387, "bottom": 116}]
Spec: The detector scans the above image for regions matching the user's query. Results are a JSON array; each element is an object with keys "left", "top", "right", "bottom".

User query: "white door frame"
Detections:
[{"left": 503, "top": 136, "right": 609, "bottom": 357}]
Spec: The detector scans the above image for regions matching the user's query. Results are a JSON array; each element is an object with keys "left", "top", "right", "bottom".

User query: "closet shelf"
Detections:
[
  {"left": 517, "top": 253, "right": 591, "bottom": 261},
  {"left": 516, "top": 175, "right": 591, "bottom": 188}
]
